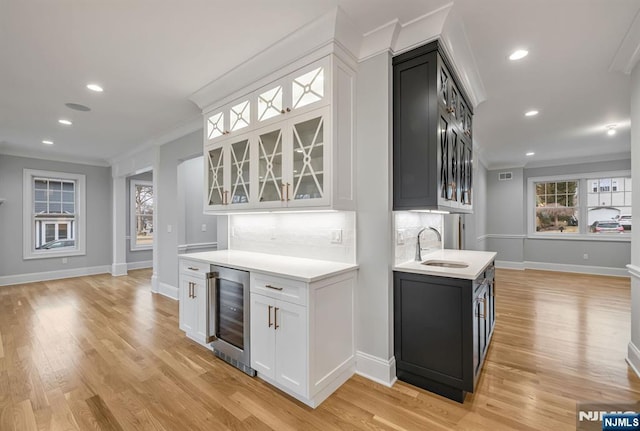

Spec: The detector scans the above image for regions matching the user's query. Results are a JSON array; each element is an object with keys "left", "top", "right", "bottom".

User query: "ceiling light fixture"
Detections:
[
  {"left": 509, "top": 49, "right": 529, "bottom": 61},
  {"left": 42, "top": 140, "right": 54, "bottom": 145},
  {"left": 87, "top": 83, "right": 104, "bottom": 92},
  {"left": 58, "top": 119, "right": 72, "bottom": 125},
  {"left": 525, "top": 110, "right": 539, "bottom": 117},
  {"left": 526, "top": 152, "right": 535, "bottom": 156},
  {"left": 607, "top": 124, "right": 617, "bottom": 136}
]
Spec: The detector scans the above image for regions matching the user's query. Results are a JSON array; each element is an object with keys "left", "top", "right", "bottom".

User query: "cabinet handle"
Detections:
[
  {"left": 274, "top": 307, "right": 280, "bottom": 329},
  {"left": 187, "top": 266, "right": 199, "bottom": 271},
  {"left": 286, "top": 107, "right": 291, "bottom": 113},
  {"left": 285, "top": 183, "right": 290, "bottom": 201},
  {"left": 223, "top": 190, "right": 229, "bottom": 205},
  {"left": 192, "top": 282, "right": 197, "bottom": 299},
  {"left": 265, "top": 284, "right": 284, "bottom": 291},
  {"left": 268, "top": 305, "right": 273, "bottom": 327},
  {"left": 477, "top": 298, "right": 487, "bottom": 320},
  {"left": 281, "top": 183, "right": 286, "bottom": 202},
  {"left": 188, "top": 282, "right": 193, "bottom": 298}
]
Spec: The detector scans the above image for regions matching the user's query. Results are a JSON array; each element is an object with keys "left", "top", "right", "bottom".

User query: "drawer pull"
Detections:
[
  {"left": 265, "top": 284, "right": 283, "bottom": 291},
  {"left": 187, "top": 266, "right": 200, "bottom": 271},
  {"left": 274, "top": 307, "right": 280, "bottom": 329},
  {"left": 268, "top": 305, "right": 273, "bottom": 327}
]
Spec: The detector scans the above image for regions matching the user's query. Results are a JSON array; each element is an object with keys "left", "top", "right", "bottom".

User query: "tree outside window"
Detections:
[{"left": 131, "top": 180, "right": 153, "bottom": 249}]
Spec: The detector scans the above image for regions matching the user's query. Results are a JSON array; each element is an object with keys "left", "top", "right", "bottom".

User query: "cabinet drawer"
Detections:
[
  {"left": 179, "top": 259, "right": 210, "bottom": 278},
  {"left": 251, "top": 273, "right": 307, "bottom": 306}
]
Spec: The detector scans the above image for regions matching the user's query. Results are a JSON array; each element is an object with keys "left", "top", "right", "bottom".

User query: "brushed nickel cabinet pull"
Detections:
[
  {"left": 478, "top": 298, "right": 487, "bottom": 320},
  {"left": 187, "top": 266, "right": 199, "bottom": 271},
  {"left": 265, "top": 284, "right": 283, "bottom": 291},
  {"left": 268, "top": 305, "right": 273, "bottom": 327},
  {"left": 274, "top": 307, "right": 280, "bottom": 329}
]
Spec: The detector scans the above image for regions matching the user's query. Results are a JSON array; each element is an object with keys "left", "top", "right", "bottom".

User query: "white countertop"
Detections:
[
  {"left": 180, "top": 250, "right": 358, "bottom": 283},
  {"left": 394, "top": 249, "right": 497, "bottom": 280}
]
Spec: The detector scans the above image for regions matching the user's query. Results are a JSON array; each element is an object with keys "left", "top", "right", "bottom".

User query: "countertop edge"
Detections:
[{"left": 179, "top": 252, "right": 358, "bottom": 283}]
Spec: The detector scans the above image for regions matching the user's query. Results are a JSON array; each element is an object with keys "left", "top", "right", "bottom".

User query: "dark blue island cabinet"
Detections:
[{"left": 393, "top": 263, "right": 495, "bottom": 402}]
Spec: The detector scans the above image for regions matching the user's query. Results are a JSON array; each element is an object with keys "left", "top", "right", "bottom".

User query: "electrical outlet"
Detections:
[
  {"left": 167, "top": 224, "right": 172, "bottom": 233},
  {"left": 231, "top": 227, "right": 236, "bottom": 237},
  {"left": 330, "top": 229, "right": 343, "bottom": 244},
  {"left": 397, "top": 229, "right": 405, "bottom": 245},
  {"left": 583, "top": 253, "right": 589, "bottom": 260},
  {"left": 201, "top": 224, "right": 207, "bottom": 232},
  {"left": 62, "top": 257, "right": 68, "bottom": 264}
]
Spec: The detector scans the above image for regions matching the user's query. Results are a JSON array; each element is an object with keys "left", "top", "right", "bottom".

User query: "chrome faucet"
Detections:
[{"left": 415, "top": 226, "right": 442, "bottom": 261}]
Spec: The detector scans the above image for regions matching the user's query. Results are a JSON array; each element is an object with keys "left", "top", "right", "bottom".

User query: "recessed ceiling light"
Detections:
[
  {"left": 525, "top": 110, "right": 539, "bottom": 117},
  {"left": 509, "top": 49, "right": 529, "bottom": 61},
  {"left": 87, "top": 83, "right": 104, "bottom": 92},
  {"left": 42, "top": 140, "right": 54, "bottom": 145},
  {"left": 607, "top": 124, "right": 617, "bottom": 136},
  {"left": 65, "top": 102, "right": 91, "bottom": 112},
  {"left": 526, "top": 152, "right": 535, "bottom": 156},
  {"left": 58, "top": 119, "right": 72, "bottom": 125}
]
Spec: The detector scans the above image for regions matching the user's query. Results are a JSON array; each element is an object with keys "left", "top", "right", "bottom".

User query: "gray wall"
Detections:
[
  {"left": 485, "top": 159, "right": 631, "bottom": 270},
  {"left": 126, "top": 171, "right": 153, "bottom": 264},
  {"left": 356, "top": 52, "right": 395, "bottom": 366},
  {"left": 157, "top": 129, "right": 213, "bottom": 290},
  {"left": 463, "top": 159, "right": 487, "bottom": 251},
  {"left": 177, "top": 156, "right": 217, "bottom": 248},
  {"left": 0, "top": 154, "right": 112, "bottom": 276}
]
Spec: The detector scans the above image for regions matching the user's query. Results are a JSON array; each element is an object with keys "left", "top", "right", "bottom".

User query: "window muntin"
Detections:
[
  {"left": 131, "top": 180, "right": 153, "bottom": 250},
  {"left": 23, "top": 169, "right": 86, "bottom": 259}
]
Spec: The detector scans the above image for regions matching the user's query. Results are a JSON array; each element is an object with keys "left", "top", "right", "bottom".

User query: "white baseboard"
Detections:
[
  {"left": 111, "top": 262, "right": 128, "bottom": 276},
  {"left": 0, "top": 265, "right": 111, "bottom": 287},
  {"left": 157, "top": 282, "right": 178, "bottom": 300},
  {"left": 495, "top": 260, "right": 525, "bottom": 270},
  {"left": 523, "top": 261, "right": 629, "bottom": 277},
  {"left": 355, "top": 351, "right": 397, "bottom": 387},
  {"left": 495, "top": 260, "right": 629, "bottom": 277},
  {"left": 627, "top": 342, "right": 640, "bottom": 379},
  {"left": 127, "top": 260, "right": 152, "bottom": 270},
  {"left": 151, "top": 273, "right": 159, "bottom": 293}
]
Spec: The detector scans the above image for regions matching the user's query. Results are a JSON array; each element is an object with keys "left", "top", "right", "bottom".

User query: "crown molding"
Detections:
[
  {"left": 610, "top": 8, "right": 640, "bottom": 74},
  {"left": 0, "top": 144, "right": 110, "bottom": 167}
]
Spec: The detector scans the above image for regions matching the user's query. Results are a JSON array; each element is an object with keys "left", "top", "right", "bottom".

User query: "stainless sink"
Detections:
[{"left": 421, "top": 260, "right": 469, "bottom": 269}]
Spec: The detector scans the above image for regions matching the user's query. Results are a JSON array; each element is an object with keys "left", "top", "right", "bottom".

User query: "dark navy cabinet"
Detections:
[
  {"left": 393, "top": 40, "right": 473, "bottom": 212},
  {"left": 393, "top": 262, "right": 495, "bottom": 402}
]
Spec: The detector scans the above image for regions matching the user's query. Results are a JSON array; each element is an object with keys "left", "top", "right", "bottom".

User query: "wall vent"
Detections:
[{"left": 498, "top": 172, "right": 513, "bottom": 181}]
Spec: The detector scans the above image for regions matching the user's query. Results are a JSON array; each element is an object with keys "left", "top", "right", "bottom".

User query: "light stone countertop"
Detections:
[
  {"left": 394, "top": 249, "right": 497, "bottom": 280},
  {"left": 180, "top": 250, "right": 358, "bottom": 283}
]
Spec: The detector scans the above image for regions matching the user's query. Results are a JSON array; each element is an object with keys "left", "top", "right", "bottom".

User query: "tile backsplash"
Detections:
[
  {"left": 229, "top": 212, "right": 356, "bottom": 264},
  {"left": 394, "top": 212, "right": 444, "bottom": 265}
]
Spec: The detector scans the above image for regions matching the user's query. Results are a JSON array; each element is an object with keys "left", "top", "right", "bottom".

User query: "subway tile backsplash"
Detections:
[
  {"left": 394, "top": 212, "right": 444, "bottom": 265},
  {"left": 229, "top": 212, "right": 356, "bottom": 264}
]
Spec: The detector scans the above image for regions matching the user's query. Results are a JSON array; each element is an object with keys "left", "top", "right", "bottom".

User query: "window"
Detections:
[
  {"left": 528, "top": 171, "right": 631, "bottom": 239},
  {"left": 23, "top": 169, "right": 86, "bottom": 259},
  {"left": 130, "top": 180, "right": 153, "bottom": 250}
]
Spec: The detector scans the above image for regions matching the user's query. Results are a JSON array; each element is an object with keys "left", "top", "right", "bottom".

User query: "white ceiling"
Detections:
[{"left": 1, "top": 0, "right": 638, "bottom": 169}]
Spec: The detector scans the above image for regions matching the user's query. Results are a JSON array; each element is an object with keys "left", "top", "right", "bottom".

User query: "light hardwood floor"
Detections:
[{"left": 0, "top": 269, "right": 638, "bottom": 430}]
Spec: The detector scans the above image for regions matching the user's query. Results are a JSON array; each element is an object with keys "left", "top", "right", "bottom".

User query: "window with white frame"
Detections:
[
  {"left": 23, "top": 169, "right": 86, "bottom": 259},
  {"left": 529, "top": 171, "right": 631, "bottom": 238},
  {"left": 130, "top": 180, "right": 153, "bottom": 250}
]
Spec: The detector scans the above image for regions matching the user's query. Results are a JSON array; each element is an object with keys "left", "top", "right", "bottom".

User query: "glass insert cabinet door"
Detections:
[
  {"left": 207, "top": 146, "right": 225, "bottom": 206},
  {"left": 257, "top": 128, "right": 284, "bottom": 204},
  {"left": 229, "top": 139, "right": 251, "bottom": 205},
  {"left": 287, "top": 109, "right": 328, "bottom": 205}
]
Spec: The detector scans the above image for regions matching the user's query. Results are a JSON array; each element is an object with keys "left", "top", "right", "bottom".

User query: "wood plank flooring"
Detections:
[{"left": 0, "top": 269, "right": 638, "bottom": 430}]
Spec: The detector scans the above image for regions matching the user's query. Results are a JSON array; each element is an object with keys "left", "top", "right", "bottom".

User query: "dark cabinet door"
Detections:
[{"left": 393, "top": 51, "right": 439, "bottom": 210}]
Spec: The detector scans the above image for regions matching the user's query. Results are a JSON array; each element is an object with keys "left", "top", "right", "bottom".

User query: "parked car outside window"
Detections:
[
  {"left": 589, "top": 221, "right": 624, "bottom": 233},
  {"left": 36, "top": 239, "right": 76, "bottom": 249},
  {"left": 615, "top": 214, "right": 632, "bottom": 231}
]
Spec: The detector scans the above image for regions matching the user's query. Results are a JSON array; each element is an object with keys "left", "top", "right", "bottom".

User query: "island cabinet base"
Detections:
[{"left": 393, "top": 264, "right": 495, "bottom": 403}]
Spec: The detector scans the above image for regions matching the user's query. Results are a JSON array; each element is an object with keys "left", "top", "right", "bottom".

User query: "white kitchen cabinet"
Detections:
[
  {"left": 178, "top": 258, "right": 211, "bottom": 346},
  {"left": 250, "top": 293, "right": 308, "bottom": 395},
  {"left": 249, "top": 270, "right": 355, "bottom": 408},
  {"left": 204, "top": 133, "right": 253, "bottom": 211},
  {"left": 203, "top": 54, "right": 354, "bottom": 212}
]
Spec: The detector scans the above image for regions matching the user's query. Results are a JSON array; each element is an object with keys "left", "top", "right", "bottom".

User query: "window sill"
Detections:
[
  {"left": 24, "top": 249, "right": 86, "bottom": 260},
  {"left": 527, "top": 234, "right": 631, "bottom": 242}
]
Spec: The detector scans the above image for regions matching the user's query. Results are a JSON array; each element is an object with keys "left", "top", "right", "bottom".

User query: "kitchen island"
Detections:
[{"left": 393, "top": 249, "right": 496, "bottom": 402}]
